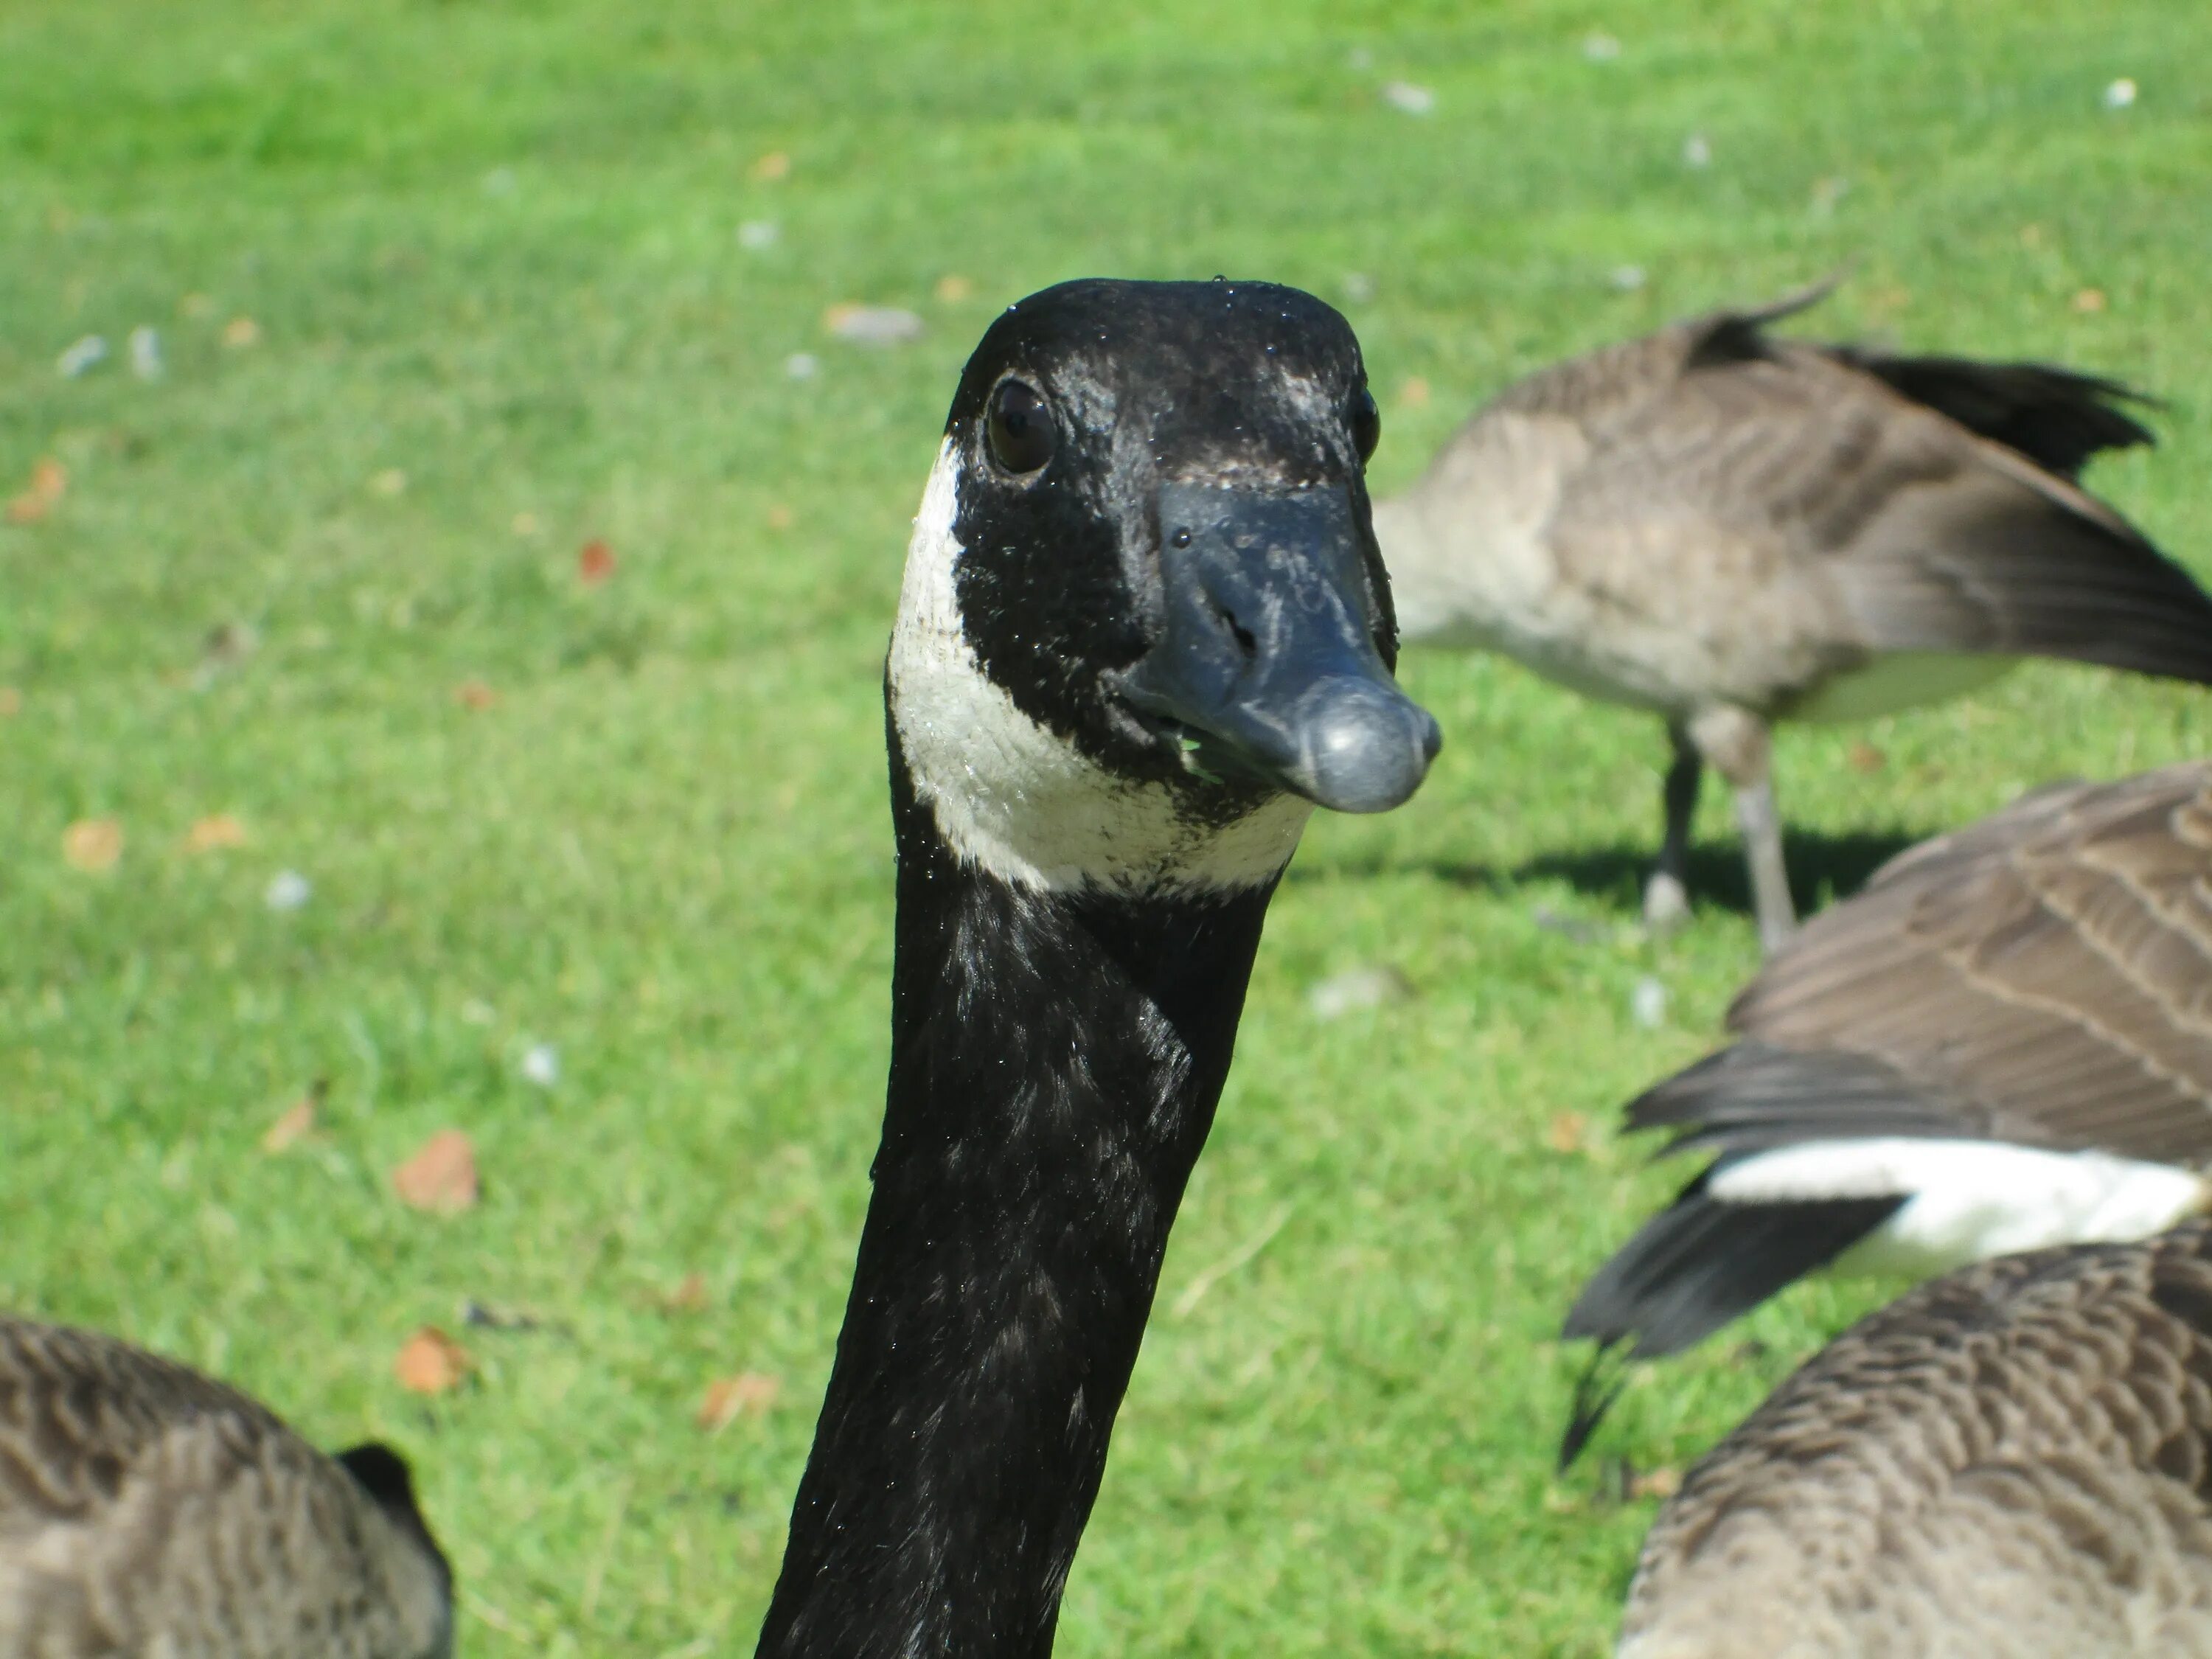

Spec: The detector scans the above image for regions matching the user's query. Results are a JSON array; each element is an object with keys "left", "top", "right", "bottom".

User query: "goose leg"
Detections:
[
  {"left": 1643, "top": 723, "right": 1702, "bottom": 931},
  {"left": 1686, "top": 706, "right": 1795, "bottom": 953},
  {"left": 1734, "top": 776, "right": 1796, "bottom": 954}
]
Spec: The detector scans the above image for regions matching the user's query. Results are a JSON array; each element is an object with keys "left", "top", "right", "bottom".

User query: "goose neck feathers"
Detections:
[{"left": 757, "top": 757, "right": 1276, "bottom": 1658}]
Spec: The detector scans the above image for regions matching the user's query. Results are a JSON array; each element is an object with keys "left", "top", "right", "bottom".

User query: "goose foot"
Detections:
[{"left": 1643, "top": 870, "right": 1692, "bottom": 932}]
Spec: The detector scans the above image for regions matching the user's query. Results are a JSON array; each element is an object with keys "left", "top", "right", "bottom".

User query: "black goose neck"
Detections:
[{"left": 754, "top": 738, "right": 1279, "bottom": 1659}]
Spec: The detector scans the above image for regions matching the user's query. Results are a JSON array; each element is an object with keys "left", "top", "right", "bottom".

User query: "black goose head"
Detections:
[{"left": 888, "top": 277, "right": 1439, "bottom": 894}]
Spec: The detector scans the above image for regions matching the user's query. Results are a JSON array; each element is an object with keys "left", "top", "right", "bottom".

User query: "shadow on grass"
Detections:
[{"left": 1299, "top": 828, "right": 1924, "bottom": 921}]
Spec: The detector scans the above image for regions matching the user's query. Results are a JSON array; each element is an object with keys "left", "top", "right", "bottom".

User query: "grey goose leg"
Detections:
[
  {"left": 1686, "top": 705, "right": 1795, "bottom": 954},
  {"left": 1643, "top": 722, "right": 1702, "bottom": 931},
  {"left": 1733, "top": 775, "right": 1796, "bottom": 953}
]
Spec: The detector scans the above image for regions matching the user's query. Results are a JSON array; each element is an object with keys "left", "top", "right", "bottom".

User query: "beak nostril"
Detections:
[{"left": 1208, "top": 600, "right": 1259, "bottom": 661}]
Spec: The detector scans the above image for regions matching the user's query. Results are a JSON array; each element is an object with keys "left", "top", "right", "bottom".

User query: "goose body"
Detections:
[
  {"left": 1374, "top": 283, "right": 2212, "bottom": 948},
  {"left": 754, "top": 279, "right": 1436, "bottom": 1658},
  {"left": 0, "top": 1317, "right": 451, "bottom": 1659},
  {"left": 1619, "top": 1225, "right": 2212, "bottom": 1658},
  {"left": 1565, "top": 762, "right": 2212, "bottom": 1389}
]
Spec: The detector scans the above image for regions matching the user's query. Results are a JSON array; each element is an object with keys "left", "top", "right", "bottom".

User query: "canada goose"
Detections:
[
  {"left": 1563, "top": 762, "right": 2212, "bottom": 1433},
  {"left": 752, "top": 278, "right": 1437, "bottom": 1657},
  {"left": 0, "top": 1316, "right": 451, "bottom": 1658},
  {"left": 1374, "top": 281, "right": 2212, "bottom": 950},
  {"left": 1618, "top": 1224, "right": 2212, "bottom": 1659}
]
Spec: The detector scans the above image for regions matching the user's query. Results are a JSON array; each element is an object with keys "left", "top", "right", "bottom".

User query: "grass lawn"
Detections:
[{"left": 4, "top": 1, "right": 2209, "bottom": 1651}]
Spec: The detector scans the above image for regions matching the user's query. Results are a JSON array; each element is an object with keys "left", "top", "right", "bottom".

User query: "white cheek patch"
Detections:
[
  {"left": 1707, "top": 1138, "right": 2212, "bottom": 1279},
  {"left": 886, "top": 440, "right": 1313, "bottom": 897}
]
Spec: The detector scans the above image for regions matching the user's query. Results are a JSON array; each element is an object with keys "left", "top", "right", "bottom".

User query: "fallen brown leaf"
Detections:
[
  {"left": 1545, "top": 1111, "right": 1588, "bottom": 1155},
  {"left": 453, "top": 680, "right": 498, "bottom": 711},
  {"left": 261, "top": 1093, "right": 319, "bottom": 1153},
  {"left": 658, "top": 1271, "right": 710, "bottom": 1315},
  {"left": 394, "top": 1326, "right": 470, "bottom": 1394},
  {"left": 392, "top": 1128, "right": 479, "bottom": 1214},
  {"left": 748, "top": 150, "right": 791, "bottom": 182},
  {"left": 697, "top": 1372, "right": 780, "bottom": 1432},
  {"left": 184, "top": 813, "right": 248, "bottom": 853},
  {"left": 62, "top": 818, "right": 123, "bottom": 872},
  {"left": 7, "top": 456, "right": 67, "bottom": 524},
  {"left": 1397, "top": 375, "right": 1431, "bottom": 409},
  {"left": 2072, "top": 287, "right": 2108, "bottom": 313},
  {"left": 577, "top": 538, "right": 616, "bottom": 584},
  {"left": 1846, "top": 742, "right": 1886, "bottom": 775},
  {"left": 765, "top": 504, "right": 794, "bottom": 532},
  {"left": 933, "top": 274, "right": 974, "bottom": 303},
  {"left": 222, "top": 316, "right": 262, "bottom": 348}
]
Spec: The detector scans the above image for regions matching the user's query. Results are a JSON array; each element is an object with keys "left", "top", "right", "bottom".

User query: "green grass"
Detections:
[{"left": 4, "top": 1, "right": 2209, "bottom": 1651}]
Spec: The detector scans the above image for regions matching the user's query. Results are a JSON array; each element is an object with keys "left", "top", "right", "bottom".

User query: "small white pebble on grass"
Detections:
[
  {"left": 520, "top": 1043, "right": 560, "bottom": 1088},
  {"left": 737, "top": 218, "right": 781, "bottom": 251},
  {"left": 265, "top": 869, "right": 312, "bottom": 912},
  {"left": 1381, "top": 80, "right": 1436, "bottom": 116},
  {"left": 1630, "top": 975, "right": 1669, "bottom": 1029},
  {"left": 1582, "top": 32, "right": 1621, "bottom": 61},
  {"left": 785, "top": 352, "right": 819, "bottom": 380},
  {"left": 1683, "top": 133, "right": 1713, "bottom": 168},
  {"left": 1610, "top": 263, "right": 1647, "bottom": 291},
  {"left": 129, "top": 326, "right": 163, "bottom": 380},
  {"left": 1309, "top": 964, "right": 1414, "bottom": 1021},
  {"left": 828, "top": 306, "right": 925, "bottom": 346},
  {"left": 57, "top": 335, "right": 108, "bottom": 378},
  {"left": 1342, "top": 271, "right": 1376, "bottom": 305},
  {"left": 2104, "top": 77, "right": 2137, "bottom": 110}
]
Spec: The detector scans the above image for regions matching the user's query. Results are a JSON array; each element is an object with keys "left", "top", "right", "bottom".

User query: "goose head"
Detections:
[{"left": 888, "top": 276, "right": 1440, "bottom": 895}]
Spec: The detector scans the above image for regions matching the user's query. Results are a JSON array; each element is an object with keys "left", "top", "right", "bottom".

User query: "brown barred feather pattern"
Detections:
[
  {"left": 1620, "top": 1225, "right": 2212, "bottom": 1658},
  {"left": 0, "top": 1318, "right": 451, "bottom": 1659}
]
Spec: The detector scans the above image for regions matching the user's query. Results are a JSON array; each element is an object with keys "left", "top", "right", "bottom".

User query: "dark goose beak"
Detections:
[{"left": 1116, "top": 481, "right": 1441, "bottom": 813}]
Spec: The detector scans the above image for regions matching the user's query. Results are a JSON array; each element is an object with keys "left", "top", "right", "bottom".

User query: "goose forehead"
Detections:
[{"left": 955, "top": 280, "right": 1367, "bottom": 462}]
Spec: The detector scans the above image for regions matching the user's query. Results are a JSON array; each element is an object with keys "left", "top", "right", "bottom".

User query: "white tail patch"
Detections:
[
  {"left": 886, "top": 441, "right": 1312, "bottom": 896},
  {"left": 1707, "top": 1138, "right": 2212, "bottom": 1279}
]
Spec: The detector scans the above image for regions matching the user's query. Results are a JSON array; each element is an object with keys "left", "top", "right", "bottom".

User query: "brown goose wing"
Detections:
[
  {"left": 1619, "top": 1225, "right": 2212, "bottom": 1658},
  {"left": 0, "top": 1318, "right": 452, "bottom": 1659},
  {"left": 1534, "top": 306, "right": 2212, "bottom": 700},
  {"left": 1639, "top": 765, "right": 2212, "bottom": 1166}
]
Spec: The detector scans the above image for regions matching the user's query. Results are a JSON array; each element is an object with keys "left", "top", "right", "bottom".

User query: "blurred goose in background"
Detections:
[
  {"left": 1374, "top": 280, "right": 2212, "bottom": 950},
  {"left": 1563, "top": 762, "right": 2212, "bottom": 1453},
  {"left": 0, "top": 1317, "right": 451, "bottom": 1658},
  {"left": 1618, "top": 1225, "right": 2212, "bottom": 1659},
  {"left": 754, "top": 279, "right": 1435, "bottom": 1657}
]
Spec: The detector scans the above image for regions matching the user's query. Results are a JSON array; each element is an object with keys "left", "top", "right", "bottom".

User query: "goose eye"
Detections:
[
  {"left": 987, "top": 379, "right": 1056, "bottom": 475},
  {"left": 1349, "top": 386, "right": 1381, "bottom": 462}
]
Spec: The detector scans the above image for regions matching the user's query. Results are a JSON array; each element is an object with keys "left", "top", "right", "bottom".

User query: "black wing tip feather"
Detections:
[
  {"left": 1623, "top": 1040, "right": 1953, "bottom": 1154},
  {"left": 1557, "top": 1183, "right": 1905, "bottom": 1464},
  {"left": 1826, "top": 345, "right": 2160, "bottom": 478}
]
